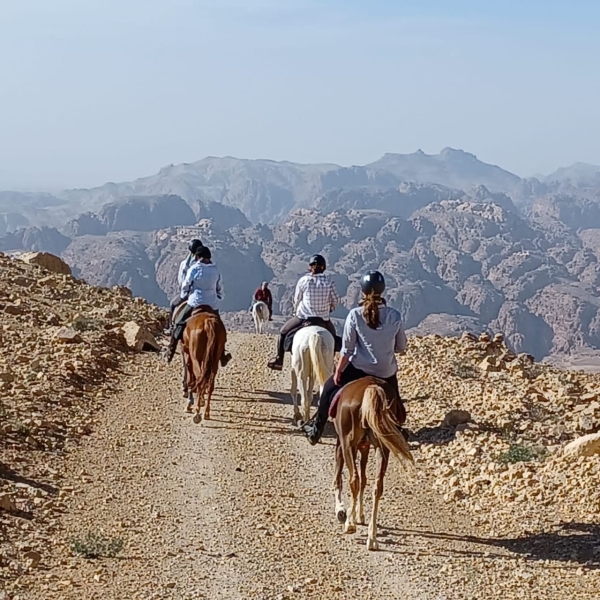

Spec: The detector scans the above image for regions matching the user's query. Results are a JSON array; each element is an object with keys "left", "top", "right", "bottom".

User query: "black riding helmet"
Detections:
[
  {"left": 308, "top": 254, "right": 326, "bottom": 269},
  {"left": 361, "top": 270, "right": 385, "bottom": 295},
  {"left": 188, "top": 239, "right": 203, "bottom": 254}
]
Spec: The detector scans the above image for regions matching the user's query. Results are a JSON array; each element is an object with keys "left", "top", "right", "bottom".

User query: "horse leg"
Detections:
[
  {"left": 358, "top": 445, "right": 370, "bottom": 525},
  {"left": 341, "top": 440, "right": 359, "bottom": 534},
  {"left": 193, "top": 389, "right": 203, "bottom": 424},
  {"left": 182, "top": 351, "right": 194, "bottom": 412},
  {"left": 204, "top": 373, "right": 216, "bottom": 421},
  {"left": 367, "top": 446, "right": 389, "bottom": 551},
  {"left": 290, "top": 367, "right": 302, "bottom": 426},
  {"left": 333, "top": 437, "right": 346, "bottom": 524},
  {"left": 181, "top": 351, "right": 188, "bottom": 399},
  {"left": 302, "top": 371, "right": 314, "bottom": 424}
]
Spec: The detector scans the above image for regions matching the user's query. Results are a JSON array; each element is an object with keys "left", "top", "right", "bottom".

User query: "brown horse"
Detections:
[
  {"left": 331, "top": 377, "right": 414, "bottom": 551},
  {"left": 182, "top": 311, "right": 227, "bottom": 423}
]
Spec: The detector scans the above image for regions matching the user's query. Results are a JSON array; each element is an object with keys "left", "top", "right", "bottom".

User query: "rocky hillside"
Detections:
[
  {"left": 4, "top": 149, "right": 600, "bottom": 362},
  {"left": 0, "top": 251, "right": 167, "bottom": 583},
  {"left": 405, "top": 332, "right": 600, "bottom": 534},
  {"left": 4, "top": 192, "right": 600, "bottom": 361}
]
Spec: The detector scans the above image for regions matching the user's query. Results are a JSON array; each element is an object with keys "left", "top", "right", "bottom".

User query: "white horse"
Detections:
[
  {"left": 252, "top": 301, "right": 270, "bottom": 334},
  {"left": 290, "top": 326, "right": 335, "bottom": 426}
]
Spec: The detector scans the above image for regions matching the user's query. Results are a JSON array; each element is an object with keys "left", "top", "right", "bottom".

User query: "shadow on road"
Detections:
[{"left": 385, "top": 522, "right": 600, "bottom": 567}]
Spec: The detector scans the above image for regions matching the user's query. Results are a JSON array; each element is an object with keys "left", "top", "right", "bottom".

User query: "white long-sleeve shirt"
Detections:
[
  {"left": 181, "top": 262, "right": 223, "bottom": 309},
  {"left": 178, "top": 255, "right": 195, "bottom": 287}
]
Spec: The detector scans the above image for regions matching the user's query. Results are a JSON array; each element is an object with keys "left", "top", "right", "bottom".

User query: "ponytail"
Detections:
[{"left": 360, "top": 293, "right": 386, "bottom": 329}]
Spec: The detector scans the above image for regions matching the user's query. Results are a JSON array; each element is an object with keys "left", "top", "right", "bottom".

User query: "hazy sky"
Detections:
[{"left": 1, "top": 0, "right": 599, "bottom": 190}]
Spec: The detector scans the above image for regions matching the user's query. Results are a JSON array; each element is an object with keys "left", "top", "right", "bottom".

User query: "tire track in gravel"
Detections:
[{"left": 24, "top": 333, "right": 600, "bottom": 600}]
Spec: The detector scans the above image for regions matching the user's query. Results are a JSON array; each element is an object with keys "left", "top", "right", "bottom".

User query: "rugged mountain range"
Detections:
[
  {"left": 3, "top": 148, "right": 600, "bottom": 363},
  {"left": 5, "top": 147, "right": 591, "bottom": 232}
]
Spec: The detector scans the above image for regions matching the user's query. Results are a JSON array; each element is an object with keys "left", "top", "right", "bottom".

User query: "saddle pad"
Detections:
[
  {"left": 328, "top": 385, "right": 349, "bottom": 419},
  {"left": 191, "top": 305, "right": 217, "bottom": 317}
]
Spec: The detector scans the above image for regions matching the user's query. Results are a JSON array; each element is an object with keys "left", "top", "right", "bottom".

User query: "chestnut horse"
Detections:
[
  {"left": 332, "top": 377, "right": 413, "bottom": 550},
  {"left": 182, "top": 311, "right": 227, "bottom": 423}
]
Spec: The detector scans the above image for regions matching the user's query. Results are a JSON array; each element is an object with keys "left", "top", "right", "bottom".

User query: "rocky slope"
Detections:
[
  {"left": 0, "top": 251, "right": 167, "bottom": 586},
  {"left": 4, "top": 324, "right": 600, "bottom": 598},
  {"left": 4, "top": 192, "right": 600, "bottom": 360},
  {"left": 5, "top": 150, "right": 600, "bottom": 362}
]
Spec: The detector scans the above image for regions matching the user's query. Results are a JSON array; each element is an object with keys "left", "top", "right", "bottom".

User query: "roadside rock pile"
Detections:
[
  {"left": 0, "top": 252, "right": 167, "bottom": 583},
  {"left": 403, "top": 332, "right": 600, "bottom": 537}
]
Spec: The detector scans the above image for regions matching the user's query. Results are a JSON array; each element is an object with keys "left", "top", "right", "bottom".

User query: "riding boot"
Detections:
[
  {"left": 267, "top": 334, "right": 286, "bottom": 370},
  {"left": 301, "top": 411, "right": 327, "bottom": 445},
  {"left": 164, "top": 335, "right": 178, "bottom": 363},
  {"left": 220, "top": 349, "right": 232, "bottom": 367}
]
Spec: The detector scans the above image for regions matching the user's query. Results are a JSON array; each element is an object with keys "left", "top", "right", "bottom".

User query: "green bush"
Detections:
[
  {"left": 497, "top": 444, "right": 547, "bottom": 465},
  {"left": 452, "top": 361, "right": 479, "bottom": 379},
  {"left": 71, "top": 532, "right": 124, "bottom": 559}
]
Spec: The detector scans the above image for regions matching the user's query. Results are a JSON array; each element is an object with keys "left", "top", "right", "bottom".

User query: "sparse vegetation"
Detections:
[
  {"left": 15, "top": 422, "right": 30, "bottom": 437},
  {"left": 451, "top": 360, "right": 479, "bottom": 379},
  {"left": 72, "top": 317, "right": 102, "bottom": 332},
  {"left": 497, "top": 444, "right": 547, "bottom": 465},
  {"left": 71, "top": 532, "right": 125, "bottom": 559}
]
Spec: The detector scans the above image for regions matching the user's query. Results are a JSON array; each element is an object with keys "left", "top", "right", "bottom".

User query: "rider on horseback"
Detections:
[
  {"left": 253, "top": 281, "right": 273, "bottom": 320},
  {"left": 267, "top": 254, "right": 339, "bottom": 371},
  {"left": 169, "top": 238, "right": 203, "bottom": 321},
  {"left": 165, "top": 245, "right": 232, "bottom": 367},
  {"left": 301, "top": 270, "right": 407, "bottom": 445}
]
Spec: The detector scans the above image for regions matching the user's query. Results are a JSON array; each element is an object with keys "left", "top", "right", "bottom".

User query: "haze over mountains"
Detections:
[{"left": 3, "top": 147, "right": 600, "bottom": 365}]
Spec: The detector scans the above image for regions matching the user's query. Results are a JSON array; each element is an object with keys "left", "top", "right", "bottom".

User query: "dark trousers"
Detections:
[
  {"left": 275, "top": 316, "right": 337, "bottom": 360},
  {"left": 313, "top": 363, "right": 402, "bottom": 429}
]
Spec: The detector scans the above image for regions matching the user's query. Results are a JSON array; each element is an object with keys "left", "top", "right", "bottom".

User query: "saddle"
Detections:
[
  {"left": 283, "top": 317, "right": 343, "bottom": 354},
  {"left": 328, "top": 377, "right": 406, "bottom": 425},
  {"left": 172, "top": 304, "right": 220, "bottom": 341}
]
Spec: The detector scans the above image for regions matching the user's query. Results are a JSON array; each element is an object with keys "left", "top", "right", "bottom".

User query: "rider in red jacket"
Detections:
[{"left": 254, "top": 281, "right": 273, "bottom": 320}]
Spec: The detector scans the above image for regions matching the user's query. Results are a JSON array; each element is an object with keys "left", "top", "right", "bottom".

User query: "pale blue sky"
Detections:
[{"left": 1, "top": 0, "right": 599, "bottom": 189}]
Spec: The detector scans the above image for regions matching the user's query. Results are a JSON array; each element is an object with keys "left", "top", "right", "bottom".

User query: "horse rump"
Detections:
[
  {"left": 359, "top": 380, "right": 414, "bottom": 467},
  {"left": 184, "top": 313, "right": 226, "bottom": 397}
]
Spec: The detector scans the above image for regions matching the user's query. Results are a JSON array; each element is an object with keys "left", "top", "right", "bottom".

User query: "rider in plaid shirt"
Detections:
[{"left": 267, "top": 254, "right": 339, "bottom": 370}]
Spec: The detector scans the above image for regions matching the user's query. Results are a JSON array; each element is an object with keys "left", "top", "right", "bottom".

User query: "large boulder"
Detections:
[
  {"left": 563, "top": 432, "right": 600, "bottom": 458},
  {"left": 121, "top": 321, "right": 160, "bottom": 352},
  {"left": 19, "top": 251, "right": 72, "bottom": 275}
]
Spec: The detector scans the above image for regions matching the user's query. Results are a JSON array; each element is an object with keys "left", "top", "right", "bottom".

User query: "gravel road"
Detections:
[{"left": 24, "top": 333, "right": 600, "bottom": 600}]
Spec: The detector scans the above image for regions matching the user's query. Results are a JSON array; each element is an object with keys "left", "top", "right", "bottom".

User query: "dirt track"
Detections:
[{"left": 22, "top": 333, "right": 600, "bottom": 600}]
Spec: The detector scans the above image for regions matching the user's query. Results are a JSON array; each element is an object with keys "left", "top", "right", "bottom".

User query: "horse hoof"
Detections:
[
  {"left": 204, "top": 413, "right": 210, "bottom": 421},
  {"left": 367, "top": 538, "right": 379, "bottom": 551},
  {"left": 344, "top": 523, "right": 357, "bottom": 535},
  {"left": 186, "top": 404, "right": 193, "bottom": 413},
  {"left": 193, "top": 413, "right": 202, "bottom": 424},
  {"left": 336, "top": 509, "right": 347, "bottom": 524}
]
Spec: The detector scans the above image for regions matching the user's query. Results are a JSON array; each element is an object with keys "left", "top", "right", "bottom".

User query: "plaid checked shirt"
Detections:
[{"left": 294, "top": 273, "right": 340, "bottom": 319}]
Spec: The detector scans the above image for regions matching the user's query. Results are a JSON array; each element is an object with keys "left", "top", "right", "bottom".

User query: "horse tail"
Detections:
[
  {"left": 308, "top": 330, "right": 332, "bottom": 388},
  {"left": 191, "top": 316, "right": 222, "bottom": 396},
  {"left": 361, "top": 385, "right": 414, "bottom": 468}
]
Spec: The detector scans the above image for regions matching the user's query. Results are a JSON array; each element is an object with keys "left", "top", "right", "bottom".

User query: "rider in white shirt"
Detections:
[
  {"left": 170, "top": 239, "right": 203, "bottom": 321},
  {"left": 267, "top": 254, "right": 339, "bottom": 370}
]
